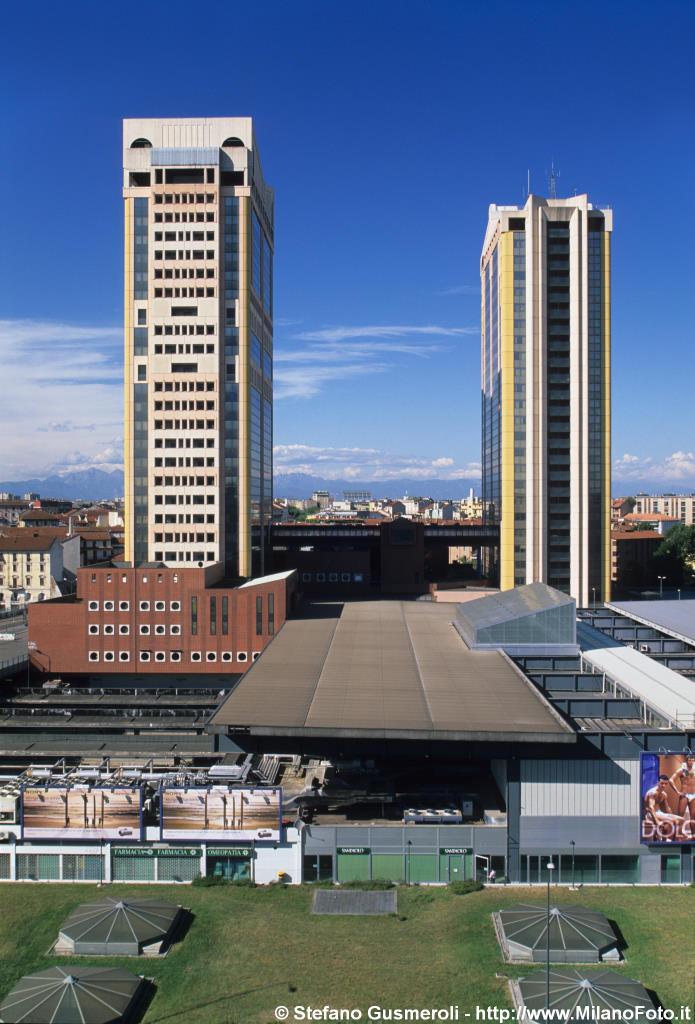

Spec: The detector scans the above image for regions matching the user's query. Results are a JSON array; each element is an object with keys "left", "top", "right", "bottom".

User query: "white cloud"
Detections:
[
  {"left": 0, "top": 320, "right": 122, "bottom": 346},
  {"left": 435, "top": 284, "right": 479, "bottom": 296},
  {"left": 274, "top": 443, "right": 480, "bottom": 481},
  {"left": 0, "top": 319, "right": 123, "bottom": 478},
  {"left": 274, "top": 361, "right": 392, "bottom": 400},
  {"left": 274, "top": 322, "right": 476, "bottom": 400},
  {"left": 292, "top": 324, "right": 477, "bottom": 343},
  {"left": 37, "top": 420, "right": 97, "bottom": 434},
  {"left": 660, "top": 451, "right": 695, "bottom": 480},
  {"left": 51, "top": 442, "right": 124, "bottom": 475},
  {"left": 613, "top": 451, "right": 695, "bottom": 483}
]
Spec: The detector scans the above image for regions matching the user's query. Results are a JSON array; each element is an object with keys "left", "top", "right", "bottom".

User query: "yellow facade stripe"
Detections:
[
  {"left": 123, "top": 198, "right": 133, "bottom": 564},
  {"left": 602, "top": 231, "right": 612, "bottom": 601},
  {"left": 499, "top": 232, "right": 516, "bottom": 591},
  {"left": 237, "top": 195, "right": 250, "bottom": 578}
]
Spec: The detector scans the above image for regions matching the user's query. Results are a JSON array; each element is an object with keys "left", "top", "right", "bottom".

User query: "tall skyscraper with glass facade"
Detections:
[
  {"left": 481, "top": 194, "right": 611, "bottom": 606},
  {"left": 123, "top": 118, "right": 273, "bottom": 579}
]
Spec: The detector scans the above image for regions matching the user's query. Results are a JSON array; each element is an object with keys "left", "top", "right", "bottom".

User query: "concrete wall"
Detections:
[{"left": 520, "top": 758, "right": 638, "bottom": 817}]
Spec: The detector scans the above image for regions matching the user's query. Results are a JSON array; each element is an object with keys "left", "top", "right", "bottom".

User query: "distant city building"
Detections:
[
  {"left": 423, "top": 502, "right": 454, "bottom": 521},
  {"left": 312, "top": 490, "right": 330, "bottom": 509},
  {"left": 123, "top": 117, "right": 274, "bottom": 578},
  {"left": 633, "top": 493, "right": 695, "bottom": 526},
  {"left": 622, "top": 513, "right": 680, "bottom": 535},
  {"left": 287, "top": 499, "right": 316, "bottom": 511},
  {"left": 459, "top": 494, "right": 482, "bottom": 519},
  {"left": 342, "top": 490, "right": 371, "bottom": 502},
  {"left": 19, "top": 510, "right": 63, "bottom": 528},
  {"left": 481, "top": 194, "right": 612, "bottom": 605},
  {"left": 0, "top": 499, "right": 30, "bottom": 525},
  {"left": 403, "top": 498, "right": 428, "bottom": 517},
  {"left": 72, "top": 528, "right": 120, "bottom": 565},
  {"left": 611, "top": 497, "right": 633, "bottom": 523},
  {"left": 0, "top": 530, "right": 80, "bottom": 607},
  {"left": 382, "top": 500, "right": 405, "bottom": 518}
]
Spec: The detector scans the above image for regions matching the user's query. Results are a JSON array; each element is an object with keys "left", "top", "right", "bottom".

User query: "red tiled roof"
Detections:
[
  {"left": 19, "top": 510, "right": 62, "bottom": 521},
  {"left": 0, "top": 530, "right": 61, "bottom": 552},
  {"left": 611, "top": 530, "right": 663, "bottom": 540},
  {"left": 624, "top": 512, "right": 680, "bottom": 522}
]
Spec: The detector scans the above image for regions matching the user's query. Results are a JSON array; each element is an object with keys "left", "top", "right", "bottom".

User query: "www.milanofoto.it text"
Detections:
[{"left": 271, "top": 1006, "right": 693, "bottom": 1022}]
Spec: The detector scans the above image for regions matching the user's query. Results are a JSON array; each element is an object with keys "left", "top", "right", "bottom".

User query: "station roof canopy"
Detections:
[
  {"left": 578, "top": 620, "right": 695, "bottom": 729},
  {"left": 57, "top": 897, "right": 181, "bottom": 956},
  {"left": 207, "top": 600, "right": 575, "bottom": 744},
  {"left": 606, "top": 599, "right": 695, "bottom": 647},
  {"left": 497, "top": 903, "right": 618, "bottom": 963},
  {"left": 0, "top": 966, "right": 144, "bottom": 1024},
  {"left": 454, "top": 583, "right": 578, "bottom": 654}
]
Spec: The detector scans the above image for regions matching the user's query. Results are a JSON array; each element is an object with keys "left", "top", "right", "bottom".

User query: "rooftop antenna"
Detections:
[
  {"left": 527, "top": 168, "right": 531, "bottom": 198},
  {"left": 549, "top": 161, "right": 559, "bottom": 199}
]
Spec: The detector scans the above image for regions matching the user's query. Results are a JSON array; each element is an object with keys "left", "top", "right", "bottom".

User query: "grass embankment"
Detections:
[{"left": 0, "top": 884, "right": 692, "bottom": 1023}]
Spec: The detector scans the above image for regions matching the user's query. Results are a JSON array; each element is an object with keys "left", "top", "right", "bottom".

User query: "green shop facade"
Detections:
[{"left": 303, "top": 826, "right": 507, "bottom": 885}]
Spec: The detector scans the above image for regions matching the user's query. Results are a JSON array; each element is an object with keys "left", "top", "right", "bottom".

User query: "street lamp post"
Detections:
[
  {"left": 678, "top": 589, "right": 681, "bottom": 601},
  {"left": 658, "top": 576, "right": 666, "bottom": 599},
  {"left": 591, "top": 588, "right": 596, "bottom": 612},
  {"left": 546, "top": 859, "right": 555, "bottom": 1010},
  {"left": 569, "top": 840, "right": 576, "bottom": 890},
  {"left": 27, "top": 641, "right": 38, "bottom": 688}
]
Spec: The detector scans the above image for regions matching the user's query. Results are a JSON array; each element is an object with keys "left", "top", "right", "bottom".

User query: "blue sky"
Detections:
[{"left": 2, "top": 0, "right": 694, "bottom": 491}]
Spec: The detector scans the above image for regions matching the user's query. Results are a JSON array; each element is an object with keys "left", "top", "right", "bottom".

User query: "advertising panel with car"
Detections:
[
  {"left": 160, "top": 786, "right": 281, "bottom": 841},
  {"left": 22, "top": 786, "right": 142, "bottom": 840}
]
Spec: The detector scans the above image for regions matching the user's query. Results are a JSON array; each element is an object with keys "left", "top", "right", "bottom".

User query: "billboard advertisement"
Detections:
[
  {"left": 640, "top": 752, "right": 695, "bottom": 843},
  {"left": 160, "top": 786, "right": 281, "bottom": 841},
  {"left": 22, "top": 786, "right": 142, "bottom": 840}
]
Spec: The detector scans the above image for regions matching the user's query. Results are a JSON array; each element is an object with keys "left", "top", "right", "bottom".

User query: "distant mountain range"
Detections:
[
  {"left": 2, "top": 468, "right": 693, "bottom": 504},
  {"left": 0, "top": 470, "right": 124, "bottom": 502}
]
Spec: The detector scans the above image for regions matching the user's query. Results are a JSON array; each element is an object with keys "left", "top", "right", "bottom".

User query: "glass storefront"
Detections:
[
  {"left": 62, "top": 855, "right": 102, "bottom": 881},
  {"left": 520, "top": 854, "right": 639, "bottom": 884},
  {"left": 206, "top": 855, "right": 251, "bottom": 881},
  {"left": 112, "top": 853, "right": 155, "bottom": 882},
  {"left": 660, "top": 855, "right": 681, "bottom": 884},
  {"left": 303, "top": 855, "right": 333, "bottom": 882},
  {"left": 17, "top": 854, "right": 60, "bottom": 880},
  {"left": 158, "top": 856, "right": 200, "bottom": 882}
]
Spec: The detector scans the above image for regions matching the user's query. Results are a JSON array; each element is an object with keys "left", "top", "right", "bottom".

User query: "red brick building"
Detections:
[{"left": 28, "top": 565, "right": 297, "bottom": 677}]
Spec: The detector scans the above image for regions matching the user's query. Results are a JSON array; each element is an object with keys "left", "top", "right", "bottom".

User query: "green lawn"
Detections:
[{"left": 0, "top": 883, "right": 692, "bottom": 1023}]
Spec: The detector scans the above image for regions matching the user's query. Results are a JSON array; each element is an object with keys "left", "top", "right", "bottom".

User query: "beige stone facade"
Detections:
[
  {"left": 0, "top": 532, "right": 64, "bottom": 607},
  {"left": 123, "top": 118, "right": 273, "bottom": 578}
]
